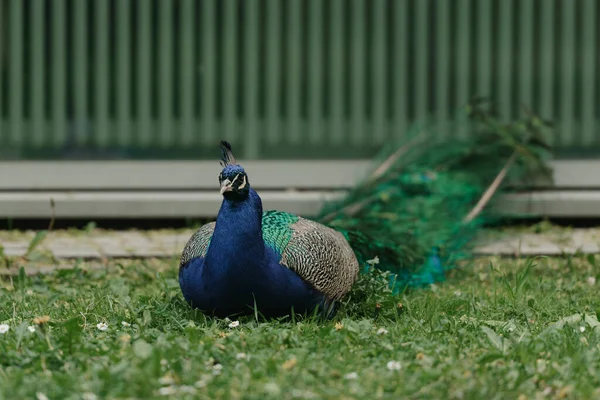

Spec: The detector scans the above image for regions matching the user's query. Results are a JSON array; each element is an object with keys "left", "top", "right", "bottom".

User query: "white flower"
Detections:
[
  {"left": 96, "top": 323, "right": 108, "bottom": 331},
  {"left": 0, "top": 324, "right": 9, "bottom": 334},
  {"left": 344, "top": 372, "right": 358, "bottom": 380},
  {"left": 28, "top": 326, "right": 36, "bottom": 333},
  {"left": 587, "top": 276, "right": 596, "bottom": 286},
  {"left": 580, "top": 326, "right": 586, "bottom": 333},
  {"left": 195, "top": 377, "right": 211, "bottom": 388},
  {"left": 158, "top": 386, "right": 177, "bottom": 396},
  {"left": 158, "top": 375, "right": 175, "bottom": 385},
  {"left": 82, "top": 393, "right": 98, "bottom": 400},
  {"left": 212, "top": 363, "right": 223, "bottom": 375},
  {"left": 228, "top": 320, "right": 240, "bottom": 328},
  {"left": 290, "top": 389, "right": 318, "bottom": 399},
  {"left": 264, "top": 382, "right": 281, "bottom": 396},
  {"left": 376, "top": 327, "right": 388, "bottom": 335},
  {"left": 386, "top": 361, "right": 402, "bottom": 371},
  {"left": 366, "top": 256, "right": 380, "bottom": 266},
  {"left": 236, "top": 352, "right": 248, "bottom": 360},
  {"left": 36, "top": 393, "right": 49, "bottom": 400},
  {"left": 121, "top": 321, "right": 131, "bottom": 327},
  {"left": 179, "top": 385, "right": 197, "bottom": 394}
]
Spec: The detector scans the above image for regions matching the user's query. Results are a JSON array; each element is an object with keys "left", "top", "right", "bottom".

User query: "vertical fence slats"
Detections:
[
  {"left": 371, "top": 0, "right": 386, "bottom": 143},
  {"left": 179, "top": 0, "right": 194, "bottom": 147},
  {"left": 307, "top": 0, "right": 323, "bottom": 145},
  {"left": 73, "top": 0, "right": 88, "bottom": 147},
  {"left": 286, "top": 0, "right": 302, "bottom": 145},
  {"left": 94, "top": 0, "right": 109, "bottom": 148},
  {"left": 9, "top": 0, "right": 23, "bottom": 148},
  {"left": 116, "top": 0, "right": 131, "bottom": 147},
  {"left": 158, "top": 0, "right": 173, "bottom": 147},
  {"left": 393, "top": 0, "right": 408, "bottom": 139},
  {"left": 539, "top": 1, "right": 554, "bottom": 124},
  {"left": 476, "top": 0, "right": 492, "bottom": 99},
  {"left": 414, "top": 0, "right": 428, "bottom": 122},
  {"left": 52, "top": 0, "right": 66, "bottom": 149},
  {"left": 455, "top": 0, "right": 470, "bottom": 137},
  {"left": 0, "top": 0, "right": 3, "bottom": 140},
  {"left": 136, "top": 0, "right": 152, "bottom": 147},
  {"left": 265, "top": 0, "right": 281, "bottom": 146},
  {"left": 435, "top": 0, "right": 449, "bottom": 136},
  {"left": 518, "top": 0, "right": 533, "bottom": 112},
  {"left": 30, "top": 0, "right": 45, "bottom": 147},
  {"left": 0, "top": 2, "right": 598, "bottom": 159},
  {"left": 329, "top": 0, "right": 344, "bottom": 145},
  {"left": 0, "top": 1, "right": 2, "bottom": 140},
  {"left": 560, "top": 1, "right": 575, "bottom": 146},
  {"left": 497, "top": 0, "right": 513, "bottom": 121},
  {"left": 243, "top": 0, "right": 259, "bottom": 158},
  {"left": 350, "top": 0, "right": 365, "bottom": 146},
  {"left": 581, "top": 0, "right": 596, "bottom": 146},
  {"left": 222, "top": 0, "right": 238, "bottom": 144},
  {"left": 200, "top": 0, "right": 216, "bottom": 147}
]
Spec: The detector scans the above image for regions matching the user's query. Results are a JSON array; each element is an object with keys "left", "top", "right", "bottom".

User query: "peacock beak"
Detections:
[{"left": 220, "top": 179, "right": 233, "bottom": 195}]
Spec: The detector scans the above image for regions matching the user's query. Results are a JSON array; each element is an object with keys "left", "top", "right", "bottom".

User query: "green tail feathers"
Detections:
[{"left": 316, "top": 100, "right": 553, "bottom": 291}]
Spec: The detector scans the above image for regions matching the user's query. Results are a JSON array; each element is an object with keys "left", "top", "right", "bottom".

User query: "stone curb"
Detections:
[{"left": 0, "top": 228, "right": 599, "bottom": 277}]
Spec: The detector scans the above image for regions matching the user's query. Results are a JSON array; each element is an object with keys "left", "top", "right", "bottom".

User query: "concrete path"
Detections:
[
  {"left": 1, "top": 228, "right": 599, "bottom": 262},
  {"left": 473, "top": 229, "right": 600, "bottom": 257},
  {"left": 0, "top": 230, "right": 190, "bottom": 260}
]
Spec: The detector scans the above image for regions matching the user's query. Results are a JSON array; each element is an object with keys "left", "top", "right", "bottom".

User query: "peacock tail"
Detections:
[
  {"left": 316, "top": 100, "right": 553, "bottom": 291},
  {"left": 178, "top": 101, "right": 552, "bottom": 318}
]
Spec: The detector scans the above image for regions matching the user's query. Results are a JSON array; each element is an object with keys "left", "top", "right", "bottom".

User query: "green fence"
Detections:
[{"left": 0, "top": 0, "right": 598, "bottom": 160}]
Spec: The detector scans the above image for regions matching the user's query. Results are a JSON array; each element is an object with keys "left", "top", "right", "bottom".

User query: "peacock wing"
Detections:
[
  {"left": 261, "top": 210, "right": 359, "bottom": 300},
  {"left": 180, "top": 222, "right": 216, "bottom": 268}
]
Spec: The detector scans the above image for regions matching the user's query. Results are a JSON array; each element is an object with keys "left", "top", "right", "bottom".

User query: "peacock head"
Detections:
[{"left": 218, "top": 141, "right": 250, "bottom": 200}]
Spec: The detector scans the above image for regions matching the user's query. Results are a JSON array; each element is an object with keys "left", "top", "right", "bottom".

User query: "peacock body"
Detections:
[
  {"left": 179, "top": 147, "right": 360, "bottom": 318},
  {"left": 179, "top": 103, "right": 552, "bottom": 319}
]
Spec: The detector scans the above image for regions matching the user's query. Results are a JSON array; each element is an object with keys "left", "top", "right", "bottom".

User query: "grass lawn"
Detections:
[{"left": 1, "top": 254, "right": 600, "bottom": 399}]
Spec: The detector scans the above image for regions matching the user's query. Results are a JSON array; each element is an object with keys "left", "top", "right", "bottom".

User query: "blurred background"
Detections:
[{"left": 0, "top": 0, "right": 598, "bottom": 222}]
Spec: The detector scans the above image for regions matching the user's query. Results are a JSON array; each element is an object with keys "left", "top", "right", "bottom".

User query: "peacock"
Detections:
[{"left": 178, "top": 102, "right": 552, "bottom": 319}]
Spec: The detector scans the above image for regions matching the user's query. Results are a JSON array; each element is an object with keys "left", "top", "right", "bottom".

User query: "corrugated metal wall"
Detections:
[{"left": 0, "top": 0, "right": 598, "bottom": 160}]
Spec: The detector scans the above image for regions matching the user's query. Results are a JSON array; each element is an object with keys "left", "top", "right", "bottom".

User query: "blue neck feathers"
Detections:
[
  {"left": 205, "top": 188, "right": 265, "bottom": 274},
  {"left": 183, "top": 186, "right": 330, "bottom": 318}
]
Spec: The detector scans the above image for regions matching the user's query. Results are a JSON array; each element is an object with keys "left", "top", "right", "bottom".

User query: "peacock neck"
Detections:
[{"left": 206, "top": 188, "right": 265, "bottom": 272}]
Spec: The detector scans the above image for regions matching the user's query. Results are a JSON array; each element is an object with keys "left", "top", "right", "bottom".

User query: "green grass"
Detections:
[{"left": 1, "top": 255, "right": 600, "bottom": 399}]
